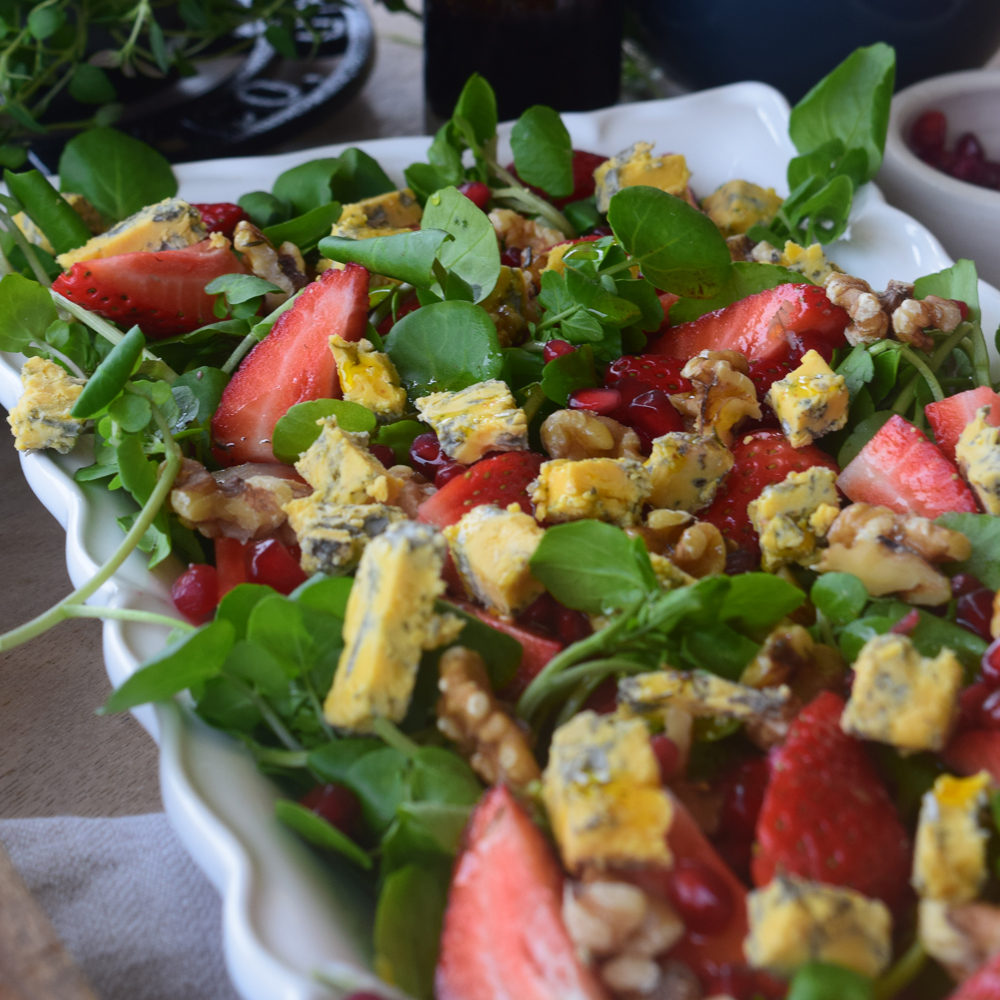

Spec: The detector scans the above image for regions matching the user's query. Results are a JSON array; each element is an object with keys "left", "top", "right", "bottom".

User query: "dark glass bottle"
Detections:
[{"left": 424, "top": 0, "right": 623, "bottom": 124}]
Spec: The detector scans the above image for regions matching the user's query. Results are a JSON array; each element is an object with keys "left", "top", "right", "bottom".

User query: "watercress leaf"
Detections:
[
  {"left": 869, "top": 348, "right": 901, "bottom": 403},
  {"left": 246, "top": 594, "right": 316, "bottom": 678},
  {"left": 786, "top": 139, "right": 846, "bottom": 189},
  {"left": 563, "top": 197, "right": 601, "bottom": 236},
  {"left": 427, "top": 122, "right": 465, "bottom": 179},
  {"left": 608, "top": 186, "right": 733, "bottom": 298},
  {"left": 786, "top": 962, "right": 873, "bottom": 1000},
  {"left": 811, "top": 572, "right": 868, "bottom": 627},
  {"left": 319, "top": 229, "right": 452, "bottom": 289},
  {"left": 790, "top": 173, "right": 854, "bottom": 245},
  {"left": 436, "top": 600, "right": 522, "bottom": 690},
  {"left": 668, "top": 262, "right": 811, "bottom": 324},
  {"left": 838, "top": 410, "right": 893, "bottom": 467},
  {"left": 345, "top": 746, "right": 410, "bottom": 832},
  {"left": 108, "top": 392, "right": 151, "bottom": 432},
  {"left": 682, "top": 626, "right": 759, "bottom": 680},
  {"left": 410, "top": 746, "right": 482, "bottom": 805},
  {"left": 530, "top": 520, "right": 654, "bottom": 614},
  {"left": 404, "top": 162, "right": 455, "bottom": 206},
  {"left": 395, "top": 801, "right": 472, "bottom": 855},
  {"left": 537, "top": 268, "right": 575, "bottom": 314},
  {"left": 307, "top": 738, "right": 383, "bottom": 784},
  {"left": 839, "top": 615, "right": 894, "bottom": 661},
  {"left": 71, "top": 326, "right": 145, "bottom": 417},
  {"left": 510, "top": 105, "right": 573, "bottom": 198},
  {"left": 329, "top": 148, "right": 396, "bottom": 203},
  {"left": 292, "top": 574, "right": 353, "bottom": 618},
  {"left": 719, "top": 572, "right": 805, "bottom": 632},
  {"left": 453, "top": 73, "right": 497, "bottom": 145},
  {"left": 503, "top": 347, "right": 546, "bottom": 391},
  {"left": 215, "top": 582, "right": 275, "bottom": 640},
  {"left": 264, "top": 23, "right": 298, "bottom": 59},
  {"left": 171, "top": 366, "right": 228, "bottom": 423},
  {"left": 915, "top": 259, "right": 980, "bottom": 324},
  {"left": 936, "top": 513, "right": 1000, "bottom": 588},
  {"left": 28, "top": 5, "right": 64, "bottom": 39},
  {"left": 223, "top": 639, "right": 288, "bottom": 699},
  {"left": 421, "top": 186, "right": 501, "bottom": 302},
  {"left": 565, "top": 267, "right": 641, "bottom": 327},
  {"left": 195, "top": 675, "right": 262, "bottom": 732},
  {"left": 384, "top": 300, "right": 504, "bottom": 398},
  {"left": 836, "top": 344, "right": 876, "bottom": 400},
  {"left": 911, "top": 611, "right": 986, "bottom": 677},
  {"left": 0, "top": 271, "right": 58, "bottom": 352},
  {"left": 540, "top": 342, "right": 596, "bottom": 405},
  {"left": 101, "top": 620, "right": 235, "bottom": 713},
  {"left": 58, "top": 128, "right": 177, "bottom": 222},
  {"left": 373, "top": 864, "right": 446, "bottom": 1000},
  {"left": 272, "top": 158, "right": 339, "bottom": 215},
  {"left": 561, "top": 307, "right": 605, "bottom": 344},
  {"left": 272, "top": 398, "right": 377, "bottom": 464},
  {"left": 261, "top": 201, "right": 342, "bottom": 253},
  {"left": 3, "top": 169, "right": 92, "bottom": 255},
  {"left": 375, "top": 419, "right": 425, "bottom": 465},
  {"left": 788, "top": 42, "right": 896, "bottom": 183},
  {"left": 204, "top": 273, "right": 281, "bottom": 304},
  {"left": 274, "top": 799, "right": 372, "bottom": 869},
  {"left": 613, "top": 277, "right": 665, "bottom": 332},
  {"left": 238, "top": 191, "right": 290, "bottom": 229}
]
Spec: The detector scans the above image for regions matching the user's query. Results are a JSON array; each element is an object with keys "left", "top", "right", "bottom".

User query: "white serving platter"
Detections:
[{"left": 2, "top": 81, "right": 999, "bottom": 1000}]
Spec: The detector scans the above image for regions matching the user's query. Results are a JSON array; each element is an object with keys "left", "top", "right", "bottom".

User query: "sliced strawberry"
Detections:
[
  {"left": 838, "top": 413, "right": 978, "bottom": 518},
  {"left": 944, "top": 729, "right": 1000, "bottom": 784},
  {"left": 747, "top": 357, "right": 798, "bottom": 397},
  {"left": 52, "top": 239, "right": 248, "bottom": 339},
  {"left": 215, "top": 537, "right": 248, "bottom": 597},
  {"left": 604, "top": 353, "right": 694, "bottom": 403},
  {"left": 700, "top": 429, "right": 839, "bottom": 554},
  {"left": 192, "top": 202, "right": 248, "bottom": 240},
  {"left": 753, "top": 691, "right": 913, "bottom": 912},
  {"left": 211, "top": 264, "right": 369, "bottom": 465},
  {"left": 926, "top": 386, "right": 1000, "bottom": 461},
  {"left": 416, "top": 451, "right": 544, "bottom": 529},
  {"left": 436, "top": 785, "right": 608, "bottom": 1000},
  {"left": 651, "top": 283, "right": 849, "bottom": 364},
  {"left": 948, "top": 950, "right": 1000, "bottom": 999}
]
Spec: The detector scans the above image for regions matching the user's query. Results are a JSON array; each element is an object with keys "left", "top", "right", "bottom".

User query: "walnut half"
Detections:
[
  {"left": 541, "top": 409, "right": 642, "bottom": 461},
  {"left": 670, "top": 351, "right": 760, "bottom": 446}
]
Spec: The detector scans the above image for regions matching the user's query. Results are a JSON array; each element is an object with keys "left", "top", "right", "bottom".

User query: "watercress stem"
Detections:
[
  {"left": 0, "top": 400, "right": 181, "bottom": 652},
  {"left": 300, "top": 670, "right": 335, "bottom": 740},
  {"left": 873, "top": 939, "right": 925, "bottom": 1000},
  {"left": 896, "top": 344, "right": 944, "bottom": 402},
  {"left": 372, "top": 716, "right": 421, "bottom": 757},
  {"left": 552, "top": 659, "right": 650, "bottom": 727},
  {"left": 890, "top": 323, "right": 972, "bottom": 415},
  {"left": 62, "top": 605, "right": 194, "bottom": 631},
  {"left": 489, "top": 180, "right": 576, "bottom": 238},
  {"left": 221, "top": 333, "right": 257, "bottom": 375},
  {"left": 0, "top": 208, "right": 52, "bottom": 286},
  {"left": 29, "top": 338, "right": 85, "bottom": 378},
  {"left": 252, "top": 748, "right": 309, "bottom": 769},
  {"left": 969, "top": 321, "right": 992, "bottom": 387}
]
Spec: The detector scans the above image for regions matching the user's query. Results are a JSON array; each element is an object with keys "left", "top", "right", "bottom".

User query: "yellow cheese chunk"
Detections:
[
  {"left": 956, "top": 405, "right": 1000, "bottom": 515},
  {"left": 594, "top": 143, "right": 691, "bottom": 213},
  {"left": 702, "top": 180, "right": 783, "bottom": 237},
  {"left": 645, "top": 432, "right": 733, "bottom": 512},
  {"left": 531, "top": 457, "right": 651, "bottom": 526},
  {"left": 330, "top": 189, "right": 422, "bottom": 240},
  {"left": 766, "top": 349, "right": 849, "bottom": 449},
  {"left": 6, "top": 357, "right": 85, "bottom": 453},
  {"left": 329, "top": 336, "right": 407, "bottom": 420}
]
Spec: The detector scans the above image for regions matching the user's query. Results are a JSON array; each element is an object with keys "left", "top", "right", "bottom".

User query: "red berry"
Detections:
[
  {"left": 910, "top": 110, "right": 947, "bottom": 156},
  {"left": 409, "top": 432, "right": 447, "bottom": 480},
  {"left": 605, "top": 354, "right": 693, "bottom": 401},
  {"left": 718, "top": 758, "right": 769, "bottom": 841},
  {"left": 725, "top": 549, "right": 759, "bottom": 575},
  {"left": 666, "top": 859, "right": 735, "bottom": 935},
  {"left": 890, "top": 608, "right": 921, "bottom": 635},
  {"left": 543, "top": 339, "right": 576, "bottom": 363},
  {"left": 434, "top": 461, "right": 465, "bottom": 488},
  {"left": 458, "top": 181, "right": 491, "bottom": 210},
  {"left": 500, "top": 247, "right": 522, "bottom": 268},
  {"left": 953, "top": 572, "right": 985, "bottom": 597},
  {"left": 517, "top": 592, "right": 561, "bottom": 637},
  {"left": 650, "top": 734, "right": 680, "bottom": 782},
  {"left": 369, "top": 443, "right": 396, "bottom": 468},
  {"left": 956, "top": 132, "right": 985, "bottom": 162},
  {"left": 245, "top": 538, "right": 307, "bottom": 594},
  {"left": 583, "top": 676, "right": 619, "bottom": 715},
  {"left": 959, "top": 681, "right": 991, "bottom": 732},
  {"left": 957, "top": 588, "right": 995, "bottom": 642},
  {"left": 983, "top": 639, "right": 1000, "bottom": 688},
  {"left": 556, "top": 607, "right": 592, "bottom": 646},
  {"left": 171, "top": 563, "right": 219, "bottom": 624},
  {"left": 569, "top": 387, "right": 621, "bottom": 415},
  {"left": 299, "top": 783, "right": 363, "bottom": 837},
  {"left": 192, "top": 202, "right": 248, "bottom": 240},
  {"left": 980, "top": 689, "right": 1000, "bottom": 730},
  {"left": 626, "top": 389, "right": 684, "bottom": 446}
]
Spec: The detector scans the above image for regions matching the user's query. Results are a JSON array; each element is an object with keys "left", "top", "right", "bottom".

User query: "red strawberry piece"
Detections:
[
  {"left": 925, "top": 386, "right": 1000, "bottom": 461},
  {"left": 650, "top": 283, "right": 849, "bottom": 364},
  {"left": 506, "top": 149, "right": 608, "bottom": 209},
  {"left": 837, "top": 413, "right": 978, "bottom": 519},
  {"left": 752, "top": 691, "right": 912, "bottom": 911},
  {"left": 747, "top": 357, "right": 797, "bottom": 398},
  {"left": 700, "top": 429, "right": 839, "bottom": 554},
  {"left": 211, "top": 263, "right": 369, "bottom": 465},
  {"left": 215, "top": 536, "right": 248, "bottom": 597},
  {"left": 52, "top": 239, "right": 249, "bottom": 339},
  {"left": 944, "top": 729, "right": 1000, "bottom": 784},
  {"left": 604, "top": 353, "right": 694, "bottom": 426},
  {"left": 416, "top": 451, "right": 544, "bottom": 529},
  {"left": 948, "top": 951, "right": 1000, "bottom": 1000},
  {"left": 192, "top": 202, "right": 248, "bottom": 240},
  {"left": 435, "top": 785, "right": 608, "bottom": 1000}
]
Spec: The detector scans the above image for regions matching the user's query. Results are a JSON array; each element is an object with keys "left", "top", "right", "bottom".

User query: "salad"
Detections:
[{"left": 3, "top": 39, "right": 1000, "bottom": 1000}]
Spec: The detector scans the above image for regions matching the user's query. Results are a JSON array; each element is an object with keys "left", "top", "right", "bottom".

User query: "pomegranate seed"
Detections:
[
  {"left": 910, "top": 109, "right": 947, "bottom": 155},
  {"left": 434, "top": 461, "right": 465, "bottom": 488},
  {"left": 952, "top": 155, "right": 984, "bottom": 183},
  {"left": 457, "top": 180, "right": 491, "bottom": 210},
  {"left": 956, "top": 588, "right": 995, "bottom": 641},
  {"left": 982, "top": 638, "right": 1000, "bottom": 688},
  {"left": 584, "top": 676, "right": 618, "bottom": 715},
  {"left": 627, "top": 389, "right": 684, "bottom": 445},
  {"left": 556, "top": 607, "right": 592, "bottom": 645},
  {"left": 409, "top": 432, "right": 447, "bottom": 480},
  {"left": 717, "top": 758, "right": 769, "bottom": 841},
  {"left": 300, "top": 783, "right": 363, "bottom": 837},
  {"left": 517, "top": 593, "right": 561, "bottom": 637},
  {"left": 171, "top": 563, "right": 219, "bottom": 624},
  {"left": 959, "top": 681, "right": 991, "bottom": 731},
  {"left": 890, "top": 608, "right": 921, "bottom": 635},
  {"left": 952, "top": 573, "right": 984, "bottom": 597},
  {"left": 543, "top": 339, "right": 576, "bottom": 364},
  {"left": 725, "top": 549, "right": 759, "bottom": 575},
  {"left": 952, "top": 300, "right": 971, "bottom": 322},
  {"left": 370, "top": 443, "right": 396, "bottom": 468},
  {"left": 650, "top": 734, "right": 680, "bottom": 782},
  {"left": 666, "top": 859, "right": 735, "bottom": 934},
  {"left": 568, "top": 386, "right": 621, "bottom": 415},
  {"left": 500, "top": 247, "right": 522, "bottom": 268},
  {"left": 956, "top": 132, "right": 985, "bottom": 161},
  {"left": 245, "top": 538, "right": 307, "bottom": 595},
  {"left": 980, "top": 689, "right": 1000, "bottom": 730}
]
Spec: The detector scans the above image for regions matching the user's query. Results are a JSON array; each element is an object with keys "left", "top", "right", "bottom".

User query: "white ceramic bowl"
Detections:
[{"left": 879, "top": 69, "right": 1000, "bottom": 289}]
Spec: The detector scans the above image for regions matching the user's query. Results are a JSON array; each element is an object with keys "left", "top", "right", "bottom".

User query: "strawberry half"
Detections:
[
  {"left": 604, "top": 354, "right": 694, "bottom": 400},
  {"left": 700, "top": 429, "right": 839, "bottom": 555},
  {"left": 925, "top": 386, "right": 1000, "bottom": 461},
  {"left": 192, "top": 202, "right": 248, "bottom": 240},
  {"left": 837, "top": 413, "right": 978, "bottom": 519},
  {"left": 949, "top": 951, "right": 1000, "bottom": 999},
  {"left": 435, "top": 785, "right": 607, "bottom": 1000},
  {"left": 753, "top": 691, "right": 913, "bottom": 912},
  {"left": 417, "top": 451, "right": 545, "bottom": 528},
  {"left": 52, "top": 239, "right": 248, "bottom": 339},
  {"left": 651, "top": 283, "right": 848, "bottom": 364},
  {"left": 211, "top": 263, "right": 369, "bottom": 465}
]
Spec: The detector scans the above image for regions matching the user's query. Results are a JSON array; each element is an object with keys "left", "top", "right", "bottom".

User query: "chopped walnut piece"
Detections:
[
  {"left": 878, "top": 279, "right": 915, "bottom": 315},
  {"left": 920, "top": 899, "right": 1000, "bottom": 982},
  {"left": 741, "top": 623, "right": 815, "bottom": 688},
  {"left": 816, "top": 502, "right": 971, "bottom": 606},
  {"left": 541, "top": 409, "right": 643, "bottom": 461},
  {"left": 233, "top": 220, "right": 308, "bottom": 309},
  {"left": 388, "top": 465, "right": 436, "bottom": 519},
  {"left": 436, "top": 646, "right": 540, "bottom": 789},
  {"left": 893, "top": 295, "right": 962, "bottom": 352},
  {"left": 825, "top": 272, "right": 889, "bottom": 347},
  {"left": 489, "top": 208, "right": 565, "bottom": 254},
  {"left": 670, "top": 352, "right": 760, "bottom": 446},
  {"left": 628, "top": 509, "right": 726, "bottom": 578},
  {"left": 169, "top": 458, "right": 310, "bottom": 543},
  {"left": 726, "top": 234, "right": 755, "bottom": 261}
]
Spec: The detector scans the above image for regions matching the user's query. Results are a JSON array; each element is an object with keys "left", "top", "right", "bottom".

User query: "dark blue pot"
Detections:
[{"left": 628, "top": 0, "right": 1000, "bottom": 102}]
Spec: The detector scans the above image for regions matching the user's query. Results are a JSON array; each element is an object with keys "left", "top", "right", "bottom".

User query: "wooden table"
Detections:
[{"left": 0, "top": 0, "right": 423, "bottom": 822}]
